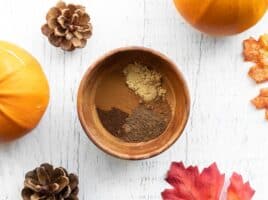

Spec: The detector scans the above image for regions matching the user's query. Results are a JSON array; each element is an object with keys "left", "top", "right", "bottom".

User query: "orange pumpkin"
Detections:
[
  {"left": 0, "top": 41, "right": 49, "bottom": 141},
  {"left": 173, "top": 0, "right": 268, "bottom": 36}
]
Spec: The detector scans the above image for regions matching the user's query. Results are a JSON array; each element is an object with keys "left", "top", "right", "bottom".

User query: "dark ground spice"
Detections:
[
  {"left": 97, "top": 107, "right": 129, "bottom": 135},
  {"left": 97, "top": 100, "right": 171, "bottom": 143},
  {"left": 121, "top": 100, "right": 171, "bottom": 142}
]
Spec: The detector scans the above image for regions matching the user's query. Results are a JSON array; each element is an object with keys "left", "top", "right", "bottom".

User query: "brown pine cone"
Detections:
[
  {"left": 41, "top": 1, "right": 92, "bottom": 51},
  {"left": 21, "top": 163, "right": 79, "bottom": 200}
]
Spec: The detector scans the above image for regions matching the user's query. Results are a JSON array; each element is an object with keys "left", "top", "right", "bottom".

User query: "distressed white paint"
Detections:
[{"left": 0, "top": 0, "right": 268, "bottom": 199}]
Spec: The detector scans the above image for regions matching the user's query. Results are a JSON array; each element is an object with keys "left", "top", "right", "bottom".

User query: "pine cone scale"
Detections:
[
  {"left": 24, "top": 178, "right": 44, "bottom": 192},
  {"left": 37, "top": 167, "right": 51, "bottom": 185},
  {"left": 46, "top": 8, "right": 61, "bottom": 21}
]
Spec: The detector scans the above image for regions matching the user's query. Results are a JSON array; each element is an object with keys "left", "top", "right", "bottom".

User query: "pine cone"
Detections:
[
  {"left": 41, "top": 1, "right": 92, "bottom": 51},
  {"left": 21, "top": 163, "right": 79, "bottom": 200}
]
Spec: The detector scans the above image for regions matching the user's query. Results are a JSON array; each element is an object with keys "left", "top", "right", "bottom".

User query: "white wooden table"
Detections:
[{"left": 0, "top": 0, "right": 267, "bottom": 199}]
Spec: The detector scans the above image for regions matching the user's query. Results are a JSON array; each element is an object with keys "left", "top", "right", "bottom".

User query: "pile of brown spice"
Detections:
[
  {"left": 121, "top": 100, "right": 171, "bottom": 142},
  {"left": 96, "top": 63, "right": 172, "bottom": 143}
]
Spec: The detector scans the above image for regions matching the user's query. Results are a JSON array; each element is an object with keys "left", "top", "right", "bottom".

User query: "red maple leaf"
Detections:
[
  {"left": 162, "top": 162, "right": 224, "bottom": 200},
  {"left": 227, "top": 173, "right": 255, "bottom": 200},
  {"left": 162, "top": 162, "right": 255, "bottom": 200}
]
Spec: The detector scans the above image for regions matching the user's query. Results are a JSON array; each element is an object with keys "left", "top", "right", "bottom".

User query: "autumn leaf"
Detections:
[
  {"left": 161, "top": 162, "right": 224, "bottom": 200},
  {"left": 252, "top": 88, "right": 268, "bottom": 120},
  {"left": 243, "top": 37, "right": 261, "bottom": 63},
  {"left": 243, "top": 34, "right": 268, "bottom": 83},
  {"left": 162, "top": 162, "right": 255, "bottom": 200},
  {"left": 248, "top": 65, "right": 268, "bottom": 84},
  {"left": 227, "top": 173, "right": 255, "bottom": 200}
]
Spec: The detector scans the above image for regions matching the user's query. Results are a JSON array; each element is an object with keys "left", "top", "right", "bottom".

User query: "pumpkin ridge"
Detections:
[
  {"left": 0, "top": 66, "right": 23, "bottom": 85},
  {"left": 0, "top": 45, "right": 26, "bottom": 65},
  {"left": 0, "top": 104, "right": 31, "bottom": 130},
  {"left": 192, "top": 0, "right": 214, "bottom": 25}
]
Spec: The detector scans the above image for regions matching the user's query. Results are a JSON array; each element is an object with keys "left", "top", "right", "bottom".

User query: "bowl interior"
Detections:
[{"left": 78, "top": 48, "right": 190, "bottom": 159}]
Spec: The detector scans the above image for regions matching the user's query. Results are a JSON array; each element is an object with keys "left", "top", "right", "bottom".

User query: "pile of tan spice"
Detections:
[{"left": 97, "top": 63, "right": 171, "bottom": 142}]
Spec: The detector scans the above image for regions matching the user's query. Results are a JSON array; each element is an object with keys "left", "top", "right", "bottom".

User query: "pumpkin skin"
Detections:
[
  {"left": 173, "top": 0, "right": 268, "bottom": 36},
  {"left": 0, "top": 41, "right": 49, "bottom": 141}
]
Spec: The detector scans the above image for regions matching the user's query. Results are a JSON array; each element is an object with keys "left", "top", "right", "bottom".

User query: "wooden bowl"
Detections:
[{"left": 77, "top": 47, "right": 190, "bottom": 160}]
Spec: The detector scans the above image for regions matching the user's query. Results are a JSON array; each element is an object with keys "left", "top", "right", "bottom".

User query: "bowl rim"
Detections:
[{"left": 77, "top": 46, "right": 191, "bottom": 160}]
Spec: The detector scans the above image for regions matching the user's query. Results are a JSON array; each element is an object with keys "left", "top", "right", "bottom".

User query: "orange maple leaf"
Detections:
[
  {"left": 243, "top": 35, "right": 268, "bottom": 83},
  {"left": 162, "top": 163, "right": 255, "bottom": 200},
  {"left": 227, "top": 173, "right": 255, "bottom": 200}
]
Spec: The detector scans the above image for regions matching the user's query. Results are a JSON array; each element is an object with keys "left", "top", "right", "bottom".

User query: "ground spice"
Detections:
[
  {"left": 97, "top": 108, "right": 128, "bottom": 135},
  {"left": 121, "top": 100, "right": 171, "bottom": 142},
  {"left": 96, "top": 100, "right": 171, "bottom": 143},
  {"left": 123, "top": 63, "right": 166, "bottom": 102}
]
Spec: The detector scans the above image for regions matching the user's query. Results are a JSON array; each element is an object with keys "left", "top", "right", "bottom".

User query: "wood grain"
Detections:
[{"left": 0, "top": 0, "right": 268, "bottom": 199}]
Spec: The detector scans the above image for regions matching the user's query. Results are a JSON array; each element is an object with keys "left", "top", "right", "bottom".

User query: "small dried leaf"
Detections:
[
  {"left": 252, "top": 87, "right": 268, "bottom": 115},
  {"left": 260, "top": 88, "right": 268, "bottom": 97},
  {"left": 227, "top": 173, "right": 255, "bottom": 200},
  {"left": 258, "top": 49, "right": 268, "bottom": 66},
  {"left": 243, "top": 37, "right": 261, "bottom": 63},
  {"left": 252, "top": 96, "right": 268, "bottom": 109},
  {"left": 248, "top": 65, "right": 268, "bottom": 83},
  {"left": 258, "top": 34, "right": 268, "bottom": 50},
  {"left": 252, "top": 88, "right": 268, "bottom": 120}
]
